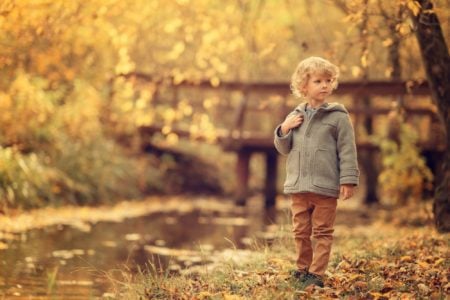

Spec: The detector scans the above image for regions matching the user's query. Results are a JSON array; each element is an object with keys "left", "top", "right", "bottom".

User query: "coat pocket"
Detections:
[
  {"left": 312, "top": 148, "right": 339, "bottom": 191},
  {"left": 284, "top": 150, "right": 300, "bottom": 187}
]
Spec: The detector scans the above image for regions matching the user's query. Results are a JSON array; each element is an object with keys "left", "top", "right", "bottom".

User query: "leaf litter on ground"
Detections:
[{"left": 115, "top": 201, "right": 449, "bottom": 300}]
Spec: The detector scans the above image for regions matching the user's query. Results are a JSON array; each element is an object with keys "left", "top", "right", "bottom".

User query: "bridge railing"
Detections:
[{"left": 129, "top": 74, "right": 441, "bottom": 147}]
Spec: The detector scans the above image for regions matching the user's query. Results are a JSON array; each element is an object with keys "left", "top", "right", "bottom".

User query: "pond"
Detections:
[{"left": 0, "top": 196, "right": 291, "bottom": 299}]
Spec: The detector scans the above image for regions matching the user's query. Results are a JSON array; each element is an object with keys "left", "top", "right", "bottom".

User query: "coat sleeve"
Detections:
[
  {"left": 273, "top": 110, "right": 297, "bottom": 156},
  {"left": 336, "top": 114, "right": 360, "bottom": 186}
]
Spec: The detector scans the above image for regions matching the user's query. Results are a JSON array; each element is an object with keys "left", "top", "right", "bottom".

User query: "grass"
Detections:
[
  {"left": 108, "top": 208, "right": 449, "bottom": 300},
  {"left": 46, "top": 266, "right": 59, "bottom": 295}
]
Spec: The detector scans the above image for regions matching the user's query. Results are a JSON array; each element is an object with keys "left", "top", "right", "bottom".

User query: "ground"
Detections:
[
  {"left": 114, "top": 200, "right": 449, "bottom": 299},
  {"left": 0, "top": 197, "right": 448, "bottom": 299}
]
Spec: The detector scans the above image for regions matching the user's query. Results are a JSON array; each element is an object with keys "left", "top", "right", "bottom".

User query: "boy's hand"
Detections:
[
  {"left": 281, "top": 114, "right": 304, "bottom": 135},
  {"left": 340, "top": 184, "right": 355, "bottom": 200}
]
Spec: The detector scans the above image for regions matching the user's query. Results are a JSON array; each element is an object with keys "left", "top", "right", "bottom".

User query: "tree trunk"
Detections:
[
  {"left": 410, "top": 0, "right": 450, "bottom": 232},
  {"left": 359, "top": 0, "right": 379, "bottom": 205}
]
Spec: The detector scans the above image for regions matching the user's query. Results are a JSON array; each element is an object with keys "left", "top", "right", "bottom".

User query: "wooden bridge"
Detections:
[{"left": 132, "top": 74, "right": 445, "bottom": 207}]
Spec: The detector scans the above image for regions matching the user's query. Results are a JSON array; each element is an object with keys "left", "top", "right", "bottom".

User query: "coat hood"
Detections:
[{"left": 294, "top": 102, "right": 348, "bottom": 114}]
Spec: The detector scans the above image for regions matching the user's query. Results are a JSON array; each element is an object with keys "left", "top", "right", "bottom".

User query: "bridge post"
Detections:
[
  {"left": 235, "top": 149, "right": 251, "bottom": 206},
  {"left": 358, "top": 147, "right": 379, "bottom": 203},
  {"left": 264, "top": 151, "right": 278, "bottom": 208}
]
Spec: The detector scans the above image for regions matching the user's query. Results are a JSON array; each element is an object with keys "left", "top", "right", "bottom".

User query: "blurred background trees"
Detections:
[{"left": 0, "top": 0, "right": 447, "bottom": 223}]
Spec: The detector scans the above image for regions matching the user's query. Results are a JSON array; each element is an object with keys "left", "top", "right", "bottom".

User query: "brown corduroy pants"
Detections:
[{"left": 291, "top": 192, "right": 337, "bottom": 276}]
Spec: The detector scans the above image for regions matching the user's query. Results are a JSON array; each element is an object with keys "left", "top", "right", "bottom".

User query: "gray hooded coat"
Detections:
[{"left": 274, "top": 102, "right": 359, "bottom": 198}]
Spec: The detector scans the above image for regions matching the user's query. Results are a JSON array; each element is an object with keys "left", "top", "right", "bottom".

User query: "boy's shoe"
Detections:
[
  {"left": 302, "top": 272, "right": 324, "bottom": 288},
  {"left": 289, "top": 269, "right": 308, "bottom": 281}
]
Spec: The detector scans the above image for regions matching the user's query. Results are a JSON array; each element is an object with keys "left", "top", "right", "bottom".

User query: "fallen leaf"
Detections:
[
  {"left": 400, "top": 256, "right": 413, "bottom": 263},
  {"left": 354, "top": 281, "right": 367, "bottom": 290}
]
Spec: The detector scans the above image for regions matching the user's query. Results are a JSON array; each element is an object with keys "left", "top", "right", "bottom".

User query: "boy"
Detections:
[{"left": 274, "top": 56, "right": 359, "bottom": 288}]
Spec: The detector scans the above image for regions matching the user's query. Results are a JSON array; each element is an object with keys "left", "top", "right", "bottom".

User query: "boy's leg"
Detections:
[
  {"left": 309, "top": 194, "right": 337, "bottom": 277},
  {"left": 291, "top": 193, "right": 313, "bottom": 272}
]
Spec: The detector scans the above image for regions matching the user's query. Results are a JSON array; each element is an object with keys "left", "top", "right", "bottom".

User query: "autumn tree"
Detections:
[
  {"left": 0, "top": 0, "right": 141, "bottom": 208},
  {"left": 409, "top": 0, "right": 450, "bottom": 232}
]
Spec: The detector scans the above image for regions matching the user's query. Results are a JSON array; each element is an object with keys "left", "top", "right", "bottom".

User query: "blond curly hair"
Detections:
[{"left": 290, "top": 56, "right": 339, "bottom": 98}]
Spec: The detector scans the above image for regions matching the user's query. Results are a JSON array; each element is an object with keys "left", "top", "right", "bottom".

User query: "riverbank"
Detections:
[{"left": 0, "top": 195, "right": 235, "bottom": 236}]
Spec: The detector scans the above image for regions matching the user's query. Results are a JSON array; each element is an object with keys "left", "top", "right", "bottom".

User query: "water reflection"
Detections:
[{"left": 0, "top": 196, "right": 290, "bottom": 298}]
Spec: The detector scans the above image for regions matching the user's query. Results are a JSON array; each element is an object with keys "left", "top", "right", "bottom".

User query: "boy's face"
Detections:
[{"left": 301, "top": 73, "right": 334, "bottom": 102}]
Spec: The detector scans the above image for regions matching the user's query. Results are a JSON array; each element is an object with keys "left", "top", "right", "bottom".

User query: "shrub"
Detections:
[{"left": 373, "top": 123, "right": 433, "bottom": 206}]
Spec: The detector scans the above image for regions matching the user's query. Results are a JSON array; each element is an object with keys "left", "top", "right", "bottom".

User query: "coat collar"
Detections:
[{"left": 294, "top": 102, "right": 348, "bottom": 114}]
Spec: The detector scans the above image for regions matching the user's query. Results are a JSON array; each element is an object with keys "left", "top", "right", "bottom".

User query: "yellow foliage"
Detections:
[
  {"left": 374, "top": 123, "right": 433, "bottom": 206},
  {"left": 351, "top": 66, "right": 362, "bottom": 78},
  {"left": 0, "top": 72, "right": 55, "bottom": 148},
  {"left": 166, "top": 133, "right": 179, "bottom": 145},
  {"left": 167, "top": 42, "right": 186, "bottom": 60},
  {"left": 382, "top": 38, "right": 393, "bottom": 47},
  {"left": 210, "top": 77, "right": 220, "bottom": 87},
  {"left": 178, "top": 100, "right": 193, "bottom": 116},
  {"left": 396, "top": 23, "right": 412, "bottom": 36},
  {"left": 406, "top": 0, "right": 422, "bottom": 16}
]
